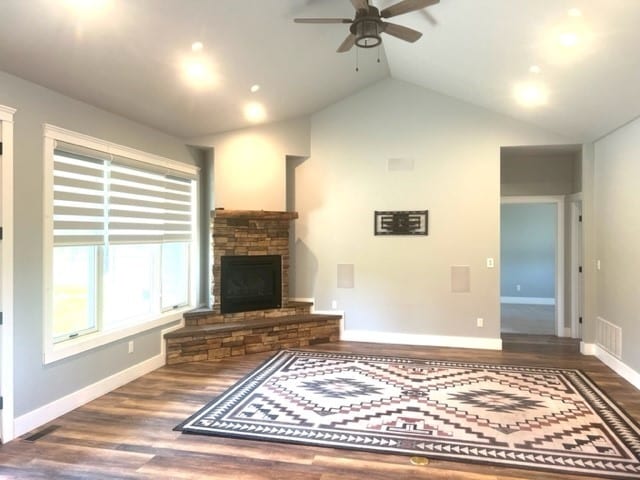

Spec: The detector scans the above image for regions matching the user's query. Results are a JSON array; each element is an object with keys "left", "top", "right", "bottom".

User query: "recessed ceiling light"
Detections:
[
  {"left": 568, "top": 8, "right": 582, "bottom": 17},
  {"left": 64, "top": 0, "right": 110, "bottom": 17},
  {"left": 250, "top": 84, "right": 261, "bottom": 93},
  {"left": 191, "top": 41, "right": 203, "bottom": 52},
  {"left": 182, "top": 59, "right": 215, "bottom": 89},
  {"left": 529, "top": 65, "right": 541, "bottom": 74},
  {"left": 244, "top": 102, "right": 267, "bottom": 123},
  {"left": 559, "top": 31, "right": 579, "bottom": 47},
  {"left": 514, "top": 82, "right": 549, "bottom": 108}
]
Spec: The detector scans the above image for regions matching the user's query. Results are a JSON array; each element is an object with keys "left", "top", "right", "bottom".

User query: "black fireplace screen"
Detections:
[{"left": 220, "top": 255, "right": 282, "bottom": 314}]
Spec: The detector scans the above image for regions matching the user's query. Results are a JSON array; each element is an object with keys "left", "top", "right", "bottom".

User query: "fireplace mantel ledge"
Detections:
[{"left": 211, "top": 209, "right": 298, "bottom": 221}]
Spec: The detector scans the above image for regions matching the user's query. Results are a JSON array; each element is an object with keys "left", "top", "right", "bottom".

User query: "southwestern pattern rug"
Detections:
[{"left": 178, "top": 350, "right": 640, "bottom": 478}]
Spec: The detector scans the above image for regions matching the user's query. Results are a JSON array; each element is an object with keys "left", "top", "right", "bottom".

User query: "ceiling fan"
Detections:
[{"left": 294, "top": 0, "right": 440, "bottom": 53}]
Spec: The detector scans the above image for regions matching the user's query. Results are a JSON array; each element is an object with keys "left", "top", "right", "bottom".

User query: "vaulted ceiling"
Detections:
[{"left": 1, "top": 0, "right": 638, "bottom": 141}]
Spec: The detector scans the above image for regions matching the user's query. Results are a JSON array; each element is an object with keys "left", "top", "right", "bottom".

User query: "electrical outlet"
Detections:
[
  {"left": 516, "top": 284, "right": 521, "bottom": 292},
  {"left": 331, "top": 300, "right": 338, "bottom": 309},
  {"left": 128, "top": 340, "right": 134, "bottom": 354},
  {"left": 476, "top": 318, "right": 484, "bottom": 328},
  {"left": 486, "top": 258, "right": 494, "bottom": 268}
]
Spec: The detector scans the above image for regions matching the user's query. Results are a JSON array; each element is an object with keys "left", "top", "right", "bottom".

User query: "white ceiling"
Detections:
[{"left": 0, "top": 0, "right": 638, "bottom": 141}]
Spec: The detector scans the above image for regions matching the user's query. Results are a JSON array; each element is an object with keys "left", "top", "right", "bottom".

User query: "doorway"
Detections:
[{"left": 500, "top": 196, "right": 565, "bottom": 337}]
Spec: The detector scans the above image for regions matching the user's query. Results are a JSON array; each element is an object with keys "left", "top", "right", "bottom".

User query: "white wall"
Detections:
[
  {"left": 594, "top": 117, "right": 640, "bottom": 372},
  {"left": 294, "top": 78, "right": 569, "bottom": 344},
  {"left": 190, "top": 117, "right": 310, "bottom": 211}
]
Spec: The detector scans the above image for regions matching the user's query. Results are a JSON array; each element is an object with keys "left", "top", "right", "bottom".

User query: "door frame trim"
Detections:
[
  {"left": 568, "top": 193, "right": 583, "bottom": 339},
  {"left": 0, "top": 104, "right": 16, "bottom": 442}
]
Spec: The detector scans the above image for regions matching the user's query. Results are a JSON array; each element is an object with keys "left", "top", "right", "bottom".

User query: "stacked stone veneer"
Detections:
[
  {"left": 164, "top": 209, "right": 342, "bottom": 365},
  {"left": 165, "top": 307, "right": 341, "bottom": 364},
  {"left": 211, "top": 209, "right": 298, "bottom": 315}
]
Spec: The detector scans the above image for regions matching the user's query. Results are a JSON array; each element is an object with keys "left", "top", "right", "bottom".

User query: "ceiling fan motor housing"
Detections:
[{"left": 350, "top": 6, "right": 383, "bottom": 48}]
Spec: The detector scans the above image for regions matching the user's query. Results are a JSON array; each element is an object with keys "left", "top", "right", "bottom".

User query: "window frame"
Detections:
[{"left": 43, "top": 125, "right": 199, "bottom": 365}]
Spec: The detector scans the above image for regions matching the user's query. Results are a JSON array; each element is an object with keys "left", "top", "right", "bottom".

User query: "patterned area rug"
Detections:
[{"left": 178, "top": 350, "right": 640, "bottom": 478}]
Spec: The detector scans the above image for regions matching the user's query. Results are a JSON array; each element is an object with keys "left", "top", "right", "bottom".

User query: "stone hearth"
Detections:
[{"left": 164, "top": 209, "right": 341, "bottom": 365}]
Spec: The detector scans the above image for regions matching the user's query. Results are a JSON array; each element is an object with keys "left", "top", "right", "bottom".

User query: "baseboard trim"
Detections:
[
  {"left": 595, "top": 346, "right": 640, "bottom": 391},
  {"left": 13, "top": 322, "right": 181, "bottom": 439},
  {"left": 341, "top": 329, "right": 502, "bottom": 351},
  {"left": 501, "top": 296, "right": 555, "bottom": 305},
  {"left": 580, "top": 341, "right": 597, "bottom": 355},
  {"left": 14, "top": 352, "right": 164, "bottom": 438},
  {"left": 580, "top": 342, "right": 640, "bottom": 391}
]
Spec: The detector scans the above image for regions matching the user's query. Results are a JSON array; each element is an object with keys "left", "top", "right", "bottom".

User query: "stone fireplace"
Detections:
[
  {"left": 164, "top": 208, "right": 341, "bottom": 365},
  {"left": 211, "top": 209, "right": 298, "bottom": 316}
]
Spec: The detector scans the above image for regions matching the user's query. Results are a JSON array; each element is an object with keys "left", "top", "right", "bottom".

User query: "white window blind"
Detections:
[
  {"left": 53, "top": 141, "right": 195, "bottom": 246},
  {"left": 109, "top": 158, "right": 193, "bottom": 244},
  {"left": 53, "top": 144, "right": 107, "bottom": 246}
]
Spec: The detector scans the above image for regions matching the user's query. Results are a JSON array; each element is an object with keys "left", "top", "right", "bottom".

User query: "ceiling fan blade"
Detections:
[
  {"left": 350, "top": 0, "right": 369, "bottom": 11},
  {"left": 337, "top": 34, "right": 356, "bottom": 53},
  {"left": 380, "top": 0, "right": 439, "bottom": 19},
  {"left": 382, "top": 22, "right": 423, "bottom": 42},
  {"left": 421, "top": 10, "right": 438, "bottom": 26},
  {"left": 294, "top": 18, "right": 353, "bottom": 24}
]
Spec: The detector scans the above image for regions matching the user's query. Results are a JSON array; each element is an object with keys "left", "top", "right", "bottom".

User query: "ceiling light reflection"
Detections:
[
  {"left": 182, "top": 58, "right": 216, "bottom": 89},
  {"left": 559, "top": 31, "right": 579, "bottom": 47},
  {"left": 64, "top": 0, "right": 110, "bottom": 17},
  {"left": 244, "top": 102, "right": 267, "bottom": 123},
  {"left": 514, "top": 82, "right": 549, "bottom": 108}
]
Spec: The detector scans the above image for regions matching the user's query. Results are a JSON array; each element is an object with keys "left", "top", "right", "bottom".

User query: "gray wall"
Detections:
[
  {"left": 0, "top": 70, "right": 198, "bottom": 417},
  {"left": 293, "top": 78, "right": 569, "bottom": 340},
  {"left": 594, "top": 117, "right": 640, "bottom": 373},
  {"left": 500, "top": 203, "right": 556, "bottom": 299},
  {"left": 501, "top": 152, "right": 580, "bottom": 196}
]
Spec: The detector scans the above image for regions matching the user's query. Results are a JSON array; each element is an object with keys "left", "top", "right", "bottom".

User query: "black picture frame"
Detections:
[{"left": 374, "top": 210, "right": 428, "bottom": 236}]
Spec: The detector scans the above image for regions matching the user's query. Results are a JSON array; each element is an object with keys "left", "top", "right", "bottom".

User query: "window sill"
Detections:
[{"left": 43, "top": 307, "right": 189, "bottom": 365}]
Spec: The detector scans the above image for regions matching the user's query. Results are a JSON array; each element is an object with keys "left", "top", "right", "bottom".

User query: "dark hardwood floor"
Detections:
[{"left": 1, "top": 338, "right": 638, "bottom": 479}]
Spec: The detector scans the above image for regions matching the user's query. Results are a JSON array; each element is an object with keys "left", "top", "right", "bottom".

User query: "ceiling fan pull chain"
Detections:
[
  {"left": 355, "top": 47, "right": 360, "bottom": 72},
  {"left": 377, "top": 45, "right": 381, "bottom": 63}
]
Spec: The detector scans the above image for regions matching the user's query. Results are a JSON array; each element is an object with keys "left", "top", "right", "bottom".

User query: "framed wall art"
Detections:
[{"left": 374, "top": 210, "right": 428, "bottom": 236}]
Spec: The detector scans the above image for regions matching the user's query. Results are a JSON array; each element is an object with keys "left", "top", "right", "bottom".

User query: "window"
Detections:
[
  {"left": 52, "top": 245, "right": 98, "bottom": 340},
  {"left": 44, "top": 125, "right": 198, "bottom": 363}
]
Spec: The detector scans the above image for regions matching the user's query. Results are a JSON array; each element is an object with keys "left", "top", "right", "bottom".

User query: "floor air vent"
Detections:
[
  {"left": 23, "top": 424, "right": 61, "bottom": 442},
  {"left": 596, "top": 316, "right": 622, "bottom": 358}
]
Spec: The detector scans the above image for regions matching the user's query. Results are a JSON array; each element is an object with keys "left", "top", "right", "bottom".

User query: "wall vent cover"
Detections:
[{"left": 596, "top": 316, "right": 622, "bottom": 358}]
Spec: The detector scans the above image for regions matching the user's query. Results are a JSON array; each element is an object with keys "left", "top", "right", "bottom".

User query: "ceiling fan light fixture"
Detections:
[{"left": 353, "top": 19, "right": 382, "bottom": 48}]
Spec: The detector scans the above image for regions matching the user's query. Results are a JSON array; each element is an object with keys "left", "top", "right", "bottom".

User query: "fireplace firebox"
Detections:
[{"left": 220, "top": 255, "right": 282, "bottom": 314}]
